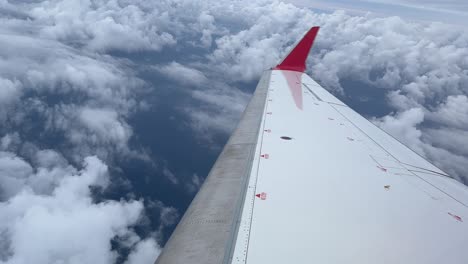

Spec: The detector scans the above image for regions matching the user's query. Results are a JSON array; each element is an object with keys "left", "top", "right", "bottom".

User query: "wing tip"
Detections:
[{"left": 274, "top": 26, "right": 320, "bottom": 72}]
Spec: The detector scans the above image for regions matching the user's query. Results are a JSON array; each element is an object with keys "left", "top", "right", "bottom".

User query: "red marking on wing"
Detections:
[
  {"left": 275, "top": 27, "right": 320, "bottom": 72},
  {"left": 280, "top": 71, "right": 303, "bottom": 110},
  {"left": 256, "top": 192, "right": 267, "bottom": 200},
  {"left": 261, "top": 154, "right": 270, "bottom": 159},
  {"left": 448, "top": 212, "right": 463, "bottom": 222}
]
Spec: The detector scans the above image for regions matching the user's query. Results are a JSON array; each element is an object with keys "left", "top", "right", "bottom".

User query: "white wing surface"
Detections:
[{"left": 156, "top": 27, "right": 468, "bottom": 264}]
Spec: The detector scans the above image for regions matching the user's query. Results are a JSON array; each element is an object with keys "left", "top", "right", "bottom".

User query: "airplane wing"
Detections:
[{"left": 155, "top": 26, "right": 468, "bottom": 264}]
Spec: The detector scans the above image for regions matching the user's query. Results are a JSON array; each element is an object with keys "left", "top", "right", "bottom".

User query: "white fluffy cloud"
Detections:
[
  {"left": 154, "top": 62, "right": 208, "bottom": 86},
  {"left": 0, "top": 33, "right": 142, "bottom": 161},
  {"left": 428, "top": 95, "right": 468, "bottom": 129},
  {"left": 0, "top": 1, "right": 175, "bottom": 263},
  {"left": 373, "top": 108, "right": 425, "bottom": 155},
  {"left": 125, "top": 239, "right": 160, "bottom": 264},
  {"left": 0, "top": 153, "right": 159, "bottom": 264},
  {"left": 28, "top": 0, "right": 176, "bottom": 52},
  {"left": 0, "top": 152, "right": 33, "bottom": 200},
  {"left": 74, "top": 107, "right": 133, "bottom": 156},
  {"left": 0, "top": 78, "right": 21, "bottom": 120}
]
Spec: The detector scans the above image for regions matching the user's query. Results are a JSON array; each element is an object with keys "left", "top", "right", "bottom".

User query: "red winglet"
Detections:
[{"left": 275, "top": 26, "right": 320, "bottom": 72}]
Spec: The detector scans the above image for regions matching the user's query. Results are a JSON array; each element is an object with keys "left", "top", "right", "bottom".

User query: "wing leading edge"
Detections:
[{"left": 156, "top": 27, "right": 468, "bottom": 264}]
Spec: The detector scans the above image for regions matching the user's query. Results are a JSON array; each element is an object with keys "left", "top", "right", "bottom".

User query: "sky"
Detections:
[
  {"left": 0, "top": 0, "right": 467, "bottom": 263},
  {"left": 289, "top": 0, "right": 468, "bottom": 25}
]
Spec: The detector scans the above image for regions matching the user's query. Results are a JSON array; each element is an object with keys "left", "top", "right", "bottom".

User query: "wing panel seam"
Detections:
[{"left": 329, "top": 104, "right": 467, "bottom": 208}]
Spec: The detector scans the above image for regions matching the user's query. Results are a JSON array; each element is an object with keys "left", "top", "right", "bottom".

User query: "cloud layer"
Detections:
[
  {"left": 0, "top": 150, "right": 160, "bottom": 264},
  {"left": 0, "top": 0, "right": 467, "bottom": 263}
]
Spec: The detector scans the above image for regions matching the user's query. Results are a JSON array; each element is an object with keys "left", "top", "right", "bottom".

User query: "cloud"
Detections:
[
  {"left": 0, "top": 152, "right": 33, "bottom": 200},
  {"left": 368, "top": 0, "right": 468, "bottom": 17},
  {"left": 28, "top": 0, "right": 176, "bottom": 52},
  {"left": 198, "top": 12, "right": 216, "bottom": 48},
  {"left": 0, "top": 154, "right": 160, "bottom": 264},
  {"left": 152, "top": 60, "right": 249, "bottom": 142},
  {"left": 184, "top": 83, "right": 250, "bottom": 143},
  {"left": 0, "top": 2, "right": 176, "bottom": 262},
  {"left": 77, "top": 107, "right": 133, "bottom": 150},
  {"left": 427, "top": 95, "right": 468, "bottom": 130},
  {"left": 0, "top": 33, "right": 143, "bottom": 161},
  {"left": 0, "top": 78, "right": 21, "bottom": 120},
  {"left": 185, "top": 173, "right": 203, "bottom": 194},
  {"left": 373, "top": 108, "right": 425, "bottom": 154},
  {"left": 286, "top": 0, "right": 468, "bottom": 25},
  {"left": 125, "top": 239, "right": 160, "bottom": 264},
  {"left": 154, "top": 62, "right": 208, "bottom": 86},
  {"left": 425, "top": 128, "right": 468, "bottom": 157},
  {"left": 146, "top": 200, "right": 180, "bottom": 241}
]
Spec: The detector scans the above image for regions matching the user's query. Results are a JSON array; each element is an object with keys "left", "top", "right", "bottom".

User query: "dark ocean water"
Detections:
[{"left": 102, "top": 51, "right": 259, "bottom": 249}]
